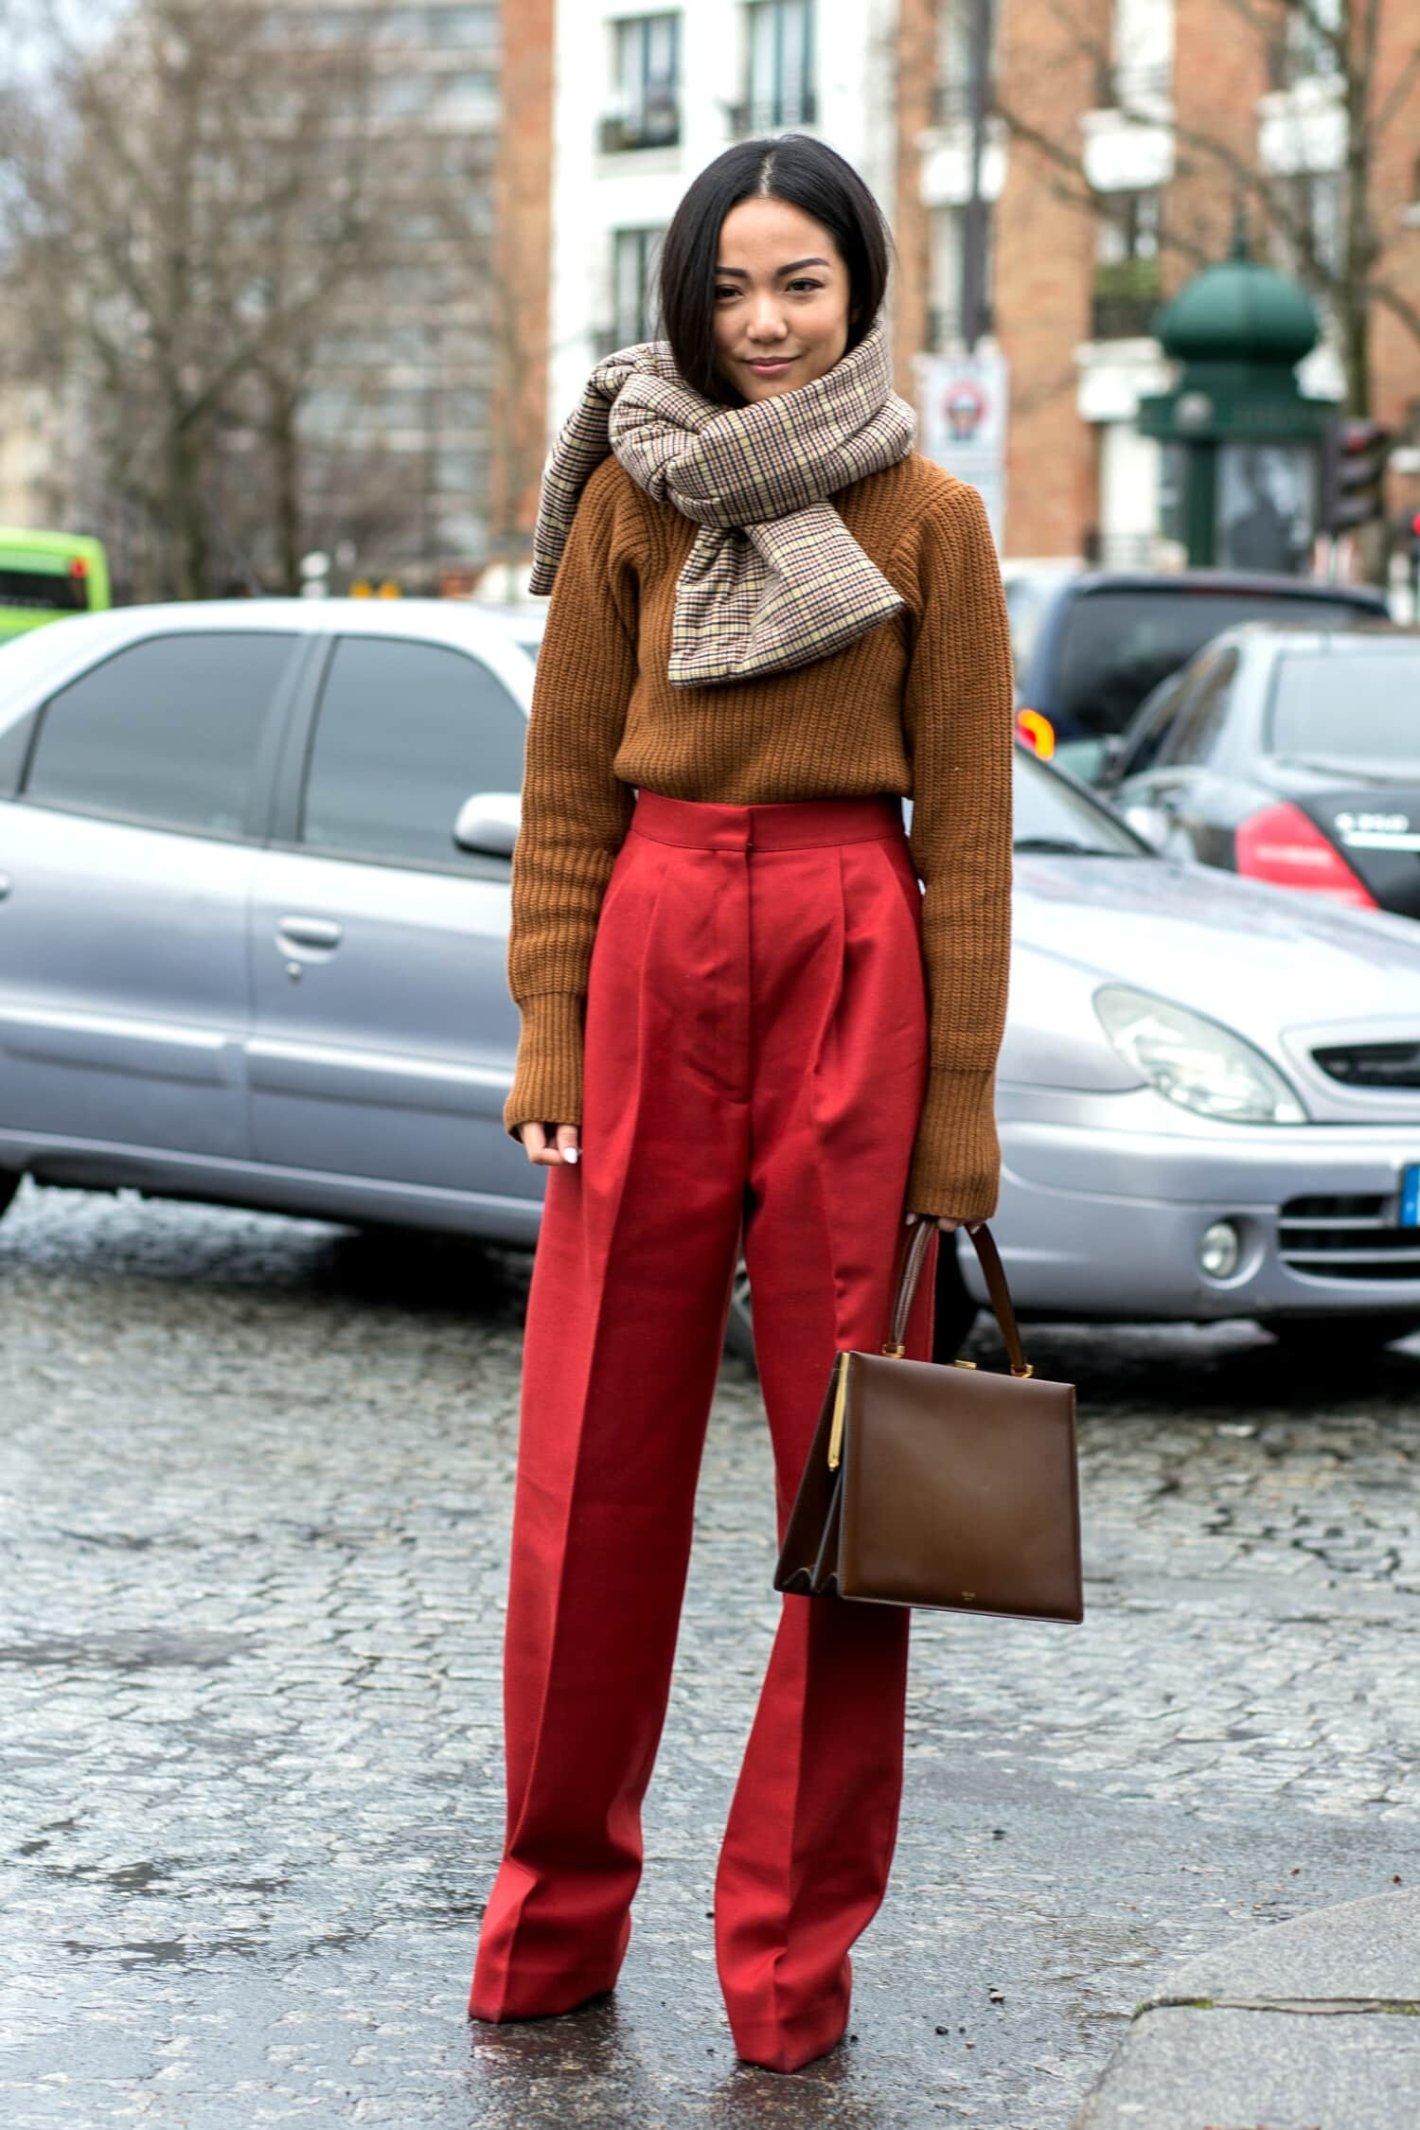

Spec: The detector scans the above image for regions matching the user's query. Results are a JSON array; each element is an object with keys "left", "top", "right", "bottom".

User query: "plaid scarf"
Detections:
[{"left": 527, "top": 314, "right": 917, "bottom": 688}]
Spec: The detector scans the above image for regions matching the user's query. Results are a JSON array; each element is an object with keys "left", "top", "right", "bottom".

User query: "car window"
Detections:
[
  {"left": 300, "top": 635, "right": 527, "bottom": 868},
  {"left": 1011, "top": 747, "right": 1153, "bottom": 855},
  {"left": 23, "top": 632, "right": 298, "bottom": 835},
  {"left": 1266, "top": 649, "right": 1420, "bottom": 766},
  {"left": 1004, "top": 576, "right": 1053, "bottom": 681},
  {"left": 1107, "top": 670, "right": 1187, "bottom": 782},
  {"left": 1153, "top": 647, "right": 1241, "bottom": 768},
  {"left": 1052, "top": 589, "right": 1376, "bottom": 738}
]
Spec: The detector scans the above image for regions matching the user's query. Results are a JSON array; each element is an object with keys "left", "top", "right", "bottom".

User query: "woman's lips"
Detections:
[{"left": 746, "top": 356, "right": 795, "bottom": 371}]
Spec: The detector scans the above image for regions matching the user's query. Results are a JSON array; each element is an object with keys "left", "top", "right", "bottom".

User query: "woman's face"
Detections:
[{"left": 711, "top": 195, "right": 854, "bottom": 404}]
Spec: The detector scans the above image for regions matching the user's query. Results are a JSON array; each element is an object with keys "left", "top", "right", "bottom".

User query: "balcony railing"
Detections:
[
  {"left": 1092, "top": 58, "right": 1173, "bottom": 111},
  {"left": 931, "top": 79, "right": 994, "bottom": 126},
  {"left": 726, "top": 87, "right": 817, "bottom": 135},
  {"left": 598, "top": 96, "right": 681, "bottom": 154},
  {"left": 1090, "top": 289, "right": 1162, "bottom": 339},
  {"left": 1089, "top": 260, "right": 1163, "bottom": 340}
]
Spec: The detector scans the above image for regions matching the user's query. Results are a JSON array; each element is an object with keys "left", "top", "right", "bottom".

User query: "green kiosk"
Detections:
[{"left": 1138, "top": 220, "right": 1335, "bottom": 574}]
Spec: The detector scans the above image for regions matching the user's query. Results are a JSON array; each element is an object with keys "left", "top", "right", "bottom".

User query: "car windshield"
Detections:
[
  {"left": 1053, "top": 589, "right": 1375, "bottom": 737},
  {"left": 1011, "top": 747, "right": 1152, "bottom": 856},
  {"left": 1266, "top": 648, "right": 1420, "bottom": 767}
]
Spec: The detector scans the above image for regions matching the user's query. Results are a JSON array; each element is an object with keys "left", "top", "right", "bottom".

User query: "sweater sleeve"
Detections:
[
  {"left": 898, "top": 481, "right": 1015, "bottom": 1220},
  {"left": 502, "top": 465, "right": 639, "bottom": 1141}
]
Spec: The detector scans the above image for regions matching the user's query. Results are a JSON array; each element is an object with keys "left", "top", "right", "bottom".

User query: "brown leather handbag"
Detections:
[{"left": 774, "top": 1218, "right": 1083, "bottom": 1623}]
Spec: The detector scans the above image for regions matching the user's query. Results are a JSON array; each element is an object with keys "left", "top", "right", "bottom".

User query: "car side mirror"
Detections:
[
  {"left": 1120, "top": 801, "right": 1171, "bottom": 850},
  {"left": 454, "top": 791, "right": 521, "bottom": 858},
  {"left": 1095, "top": 734, "right": 1126, "bottom": 786}
]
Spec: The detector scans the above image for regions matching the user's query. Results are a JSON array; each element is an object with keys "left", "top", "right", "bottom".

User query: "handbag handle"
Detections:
[{"left": 885, "top": 1218, "right": 1034, "bottom": 1378}]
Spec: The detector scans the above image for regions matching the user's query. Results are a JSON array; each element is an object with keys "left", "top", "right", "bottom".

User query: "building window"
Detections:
[
  {"left": 1268, "top": 0, "right": 1342, "bottom": 88},
  {"left": 434, "top": 69, "right": 499, "bottom": 123},
  {"left": 601, "top": 228, "right": 665, "bottom": 351},
  {"left": 425, "top": 5, "right": 499, "bottom": 52},
  {"left": 1091, "top": 188, "right": 1163, "bottom": 338},
  {"left": 602, "top": 14, "right": 681, "bottom": 152},
  {"left": 1099, "top": 0, "right": 1173, "bottom": 107},
  {"left": 927, "top": 201, "right": 994, "bottom": 349},
  {"left": 1096, "top": 188, "right": 1162, "bottom": 265},
  {"left": 373, "top": 71, "right": 434, "bottom": 120},
  {"left": 736, "top": 0, "right": 815, "bottom": 132},
  {"left": 1268, "top": 168, "right": 1345, "bottom": 323},
  {"left": 932, "top": 0, "right": 996, "bottom": 127}
]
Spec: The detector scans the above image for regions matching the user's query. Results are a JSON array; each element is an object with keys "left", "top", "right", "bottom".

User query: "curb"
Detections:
[{"left": 1070, "top": 1888, "right": 1420, "bottom": 2129}]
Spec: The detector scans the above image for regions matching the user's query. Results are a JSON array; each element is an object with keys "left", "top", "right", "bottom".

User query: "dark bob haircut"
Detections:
[{"left": 656, "top": 134, "right": 896, "bottom": 405}]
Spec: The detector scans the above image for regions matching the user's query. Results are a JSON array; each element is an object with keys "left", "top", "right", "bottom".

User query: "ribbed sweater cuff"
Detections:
[
  {"left": 905, "top": 1065, "right": 1001, "bottom": 1221},
  {"left": 503, "top": 992, "right": 585, "bottom": 1141}
]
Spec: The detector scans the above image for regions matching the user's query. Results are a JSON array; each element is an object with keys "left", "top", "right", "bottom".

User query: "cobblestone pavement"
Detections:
[{"left": 1, "top": 1178, "right": 1417, "bottom": 2129}]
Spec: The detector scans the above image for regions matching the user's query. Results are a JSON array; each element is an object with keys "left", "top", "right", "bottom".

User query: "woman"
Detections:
[{"left": 469, "top": 132, "right": 1014, "bottom": 2075}]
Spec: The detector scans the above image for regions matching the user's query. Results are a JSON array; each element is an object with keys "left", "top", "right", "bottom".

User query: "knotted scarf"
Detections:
[{"left": 526, "top": 313, "right": 917, "bottom": 688}]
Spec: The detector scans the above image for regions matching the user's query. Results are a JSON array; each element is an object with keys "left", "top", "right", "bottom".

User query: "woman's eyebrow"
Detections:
[{"left": 714, "top": 257, "right": 832, "bottom": 278}]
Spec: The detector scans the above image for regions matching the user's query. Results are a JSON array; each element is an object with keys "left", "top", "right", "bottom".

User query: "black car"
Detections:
[
  {"left": 1098, "top": 620, "right": 1420, "bottom": 921},
  {"left": 1007, "top": 568, "right": 1390, "bottom": 778}
]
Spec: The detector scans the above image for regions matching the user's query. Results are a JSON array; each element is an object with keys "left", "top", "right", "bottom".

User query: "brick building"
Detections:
[{"left": 497, "top": 0, "right": 1420, "bottom": 573}]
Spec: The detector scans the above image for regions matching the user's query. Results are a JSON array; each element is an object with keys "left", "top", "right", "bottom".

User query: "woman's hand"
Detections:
[
  {"left": 517, "top": 1122, "right": 582, "bottom": 1167},
  {"left": 906, "top": 1212, "right": 986, "bottom": 1234}
]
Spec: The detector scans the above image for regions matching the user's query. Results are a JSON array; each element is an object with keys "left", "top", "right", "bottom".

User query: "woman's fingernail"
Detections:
[{"left": 563, "top": 1146, "right": 579, "bottom": 1164}]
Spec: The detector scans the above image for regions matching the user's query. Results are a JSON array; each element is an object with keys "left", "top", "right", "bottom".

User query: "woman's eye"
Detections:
[{"left": 787, "top": 279, "right": 823, "bottom": 293}]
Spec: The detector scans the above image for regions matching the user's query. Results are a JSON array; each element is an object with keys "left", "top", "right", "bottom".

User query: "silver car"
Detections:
[{"left": 2, "top": 598, "right": 1420, "bottom": 1356}]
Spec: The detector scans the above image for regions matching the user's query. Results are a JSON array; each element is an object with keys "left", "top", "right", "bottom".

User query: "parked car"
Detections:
[
  {"left": 1098, "top": 621, "right": 1420, "bottom": 922},
  {"left": 3, "top": 599, "right": 1420, "bottom": 1361},
  {"left": 0, "top": 598, "right": 535, "bottom": 1245},
  {"left": 1008, "top": 567, "right": 1389, "bottom": 779}
]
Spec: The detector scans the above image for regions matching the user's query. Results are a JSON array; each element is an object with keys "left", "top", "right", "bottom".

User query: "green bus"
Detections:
[{"left": 0, "top": 528, "right": 111, "bottom": 643}]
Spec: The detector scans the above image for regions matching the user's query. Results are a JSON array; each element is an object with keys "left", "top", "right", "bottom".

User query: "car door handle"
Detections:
[{"left": 276, "top": 916, "right": 343, "bottom": 950}]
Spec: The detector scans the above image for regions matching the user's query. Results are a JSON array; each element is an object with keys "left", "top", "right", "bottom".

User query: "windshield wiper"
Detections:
[
  {"left": 1013, "top": 836, "right": 1140, "bottom": 857},
  {"left": 1275, "top": 755, "right": 1420, "bottom": 779}
]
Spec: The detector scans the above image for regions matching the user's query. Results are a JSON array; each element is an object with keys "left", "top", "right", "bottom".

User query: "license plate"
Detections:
[{"left": 1402, "top": 1165, "right": 1420, "bottom": 1227}]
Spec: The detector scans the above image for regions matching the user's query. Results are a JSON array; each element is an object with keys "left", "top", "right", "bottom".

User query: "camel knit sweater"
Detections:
[{"left": 502, "top": 448, "right": 1015, "bottom": 1221}]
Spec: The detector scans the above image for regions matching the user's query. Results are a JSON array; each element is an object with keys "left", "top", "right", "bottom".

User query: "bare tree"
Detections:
[
  {"left": 0, "top": 0, "right": 418, "bottom": 597},
  {"left": 979, "top": 0, "right": 1417, "bottom": 417}
]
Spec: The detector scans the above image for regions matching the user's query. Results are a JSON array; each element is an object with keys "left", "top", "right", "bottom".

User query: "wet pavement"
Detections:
[{"left": 1, "top": 1178, "right": 1417, "bottom": 2127}]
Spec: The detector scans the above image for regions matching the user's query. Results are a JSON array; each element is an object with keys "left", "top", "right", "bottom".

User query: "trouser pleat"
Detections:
[
  {"left": 470, "top": 836, "right": 748, "bottom": 2018},
  {"left": 712, "top": 835, "right": 936, "bottom": 2068}
]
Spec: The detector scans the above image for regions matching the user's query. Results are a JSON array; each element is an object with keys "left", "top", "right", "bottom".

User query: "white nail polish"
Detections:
[{"left": 563, "top": 1146, "right": 579, "bottom": 1164}]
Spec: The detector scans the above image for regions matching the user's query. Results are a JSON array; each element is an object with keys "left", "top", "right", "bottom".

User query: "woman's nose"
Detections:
[{"left": 747, "top": 304, "right": 788, "bottom": 340}]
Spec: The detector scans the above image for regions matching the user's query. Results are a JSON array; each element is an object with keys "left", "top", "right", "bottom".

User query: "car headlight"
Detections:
[{"left": 1094, "top": 985, "right": 1307, "bottom": 1124}]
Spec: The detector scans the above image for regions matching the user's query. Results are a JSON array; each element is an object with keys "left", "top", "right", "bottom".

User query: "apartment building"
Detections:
[
  {"left": 923, "top": 0, "right": 1420, "bottom": 563},
  {"left": 262, "top": 0, "right": 503, "bottom": 588},
  {"left": 503, "top": 0, "right": 1419, "bottom": 570},
  {"left": 546, "top": 0, "right": 900, "bottom": 415}
]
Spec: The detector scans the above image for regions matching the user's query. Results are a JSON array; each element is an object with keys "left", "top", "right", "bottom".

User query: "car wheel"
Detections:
[
  {"left": 724, "top": 1253, "right": 757, "bottom": 1367},
  {"left": 1262, "top": 1314, "right": 1420, "bottom": 1359}
]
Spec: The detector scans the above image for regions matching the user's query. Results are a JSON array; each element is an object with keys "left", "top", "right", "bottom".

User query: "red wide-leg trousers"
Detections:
[{"left": 469, "top": 789, "right": 938, "bottom": 2072}]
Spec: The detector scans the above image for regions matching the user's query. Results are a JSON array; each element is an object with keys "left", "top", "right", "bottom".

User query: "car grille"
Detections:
[
  {"left": 1313, "top": 1041, "right": 1420, "bottom": 1090},
  {"left": 1279, "top": 1194, "right": 1420, "bottom": 1280}
]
